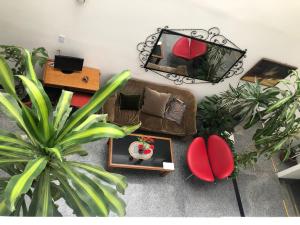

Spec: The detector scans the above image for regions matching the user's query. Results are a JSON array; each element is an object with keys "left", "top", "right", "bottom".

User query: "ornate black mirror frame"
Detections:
[{"left": 137, "top": 26, "right": 247, "bottom": 85}]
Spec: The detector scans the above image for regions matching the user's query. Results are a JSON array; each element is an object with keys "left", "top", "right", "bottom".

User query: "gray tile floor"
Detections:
[
  {"left": 234, "top": 124, "right": 287, "bottom": 217},
  {"left": 0, "top": 113, "right": 288, "bottom": 217}
]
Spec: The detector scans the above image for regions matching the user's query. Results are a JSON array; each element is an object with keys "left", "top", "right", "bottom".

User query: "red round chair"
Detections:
[
  {"left": 172, "top": 37, "right": 207, "bottom": 60},
  {"left": 186, "top": 135, "right": 234, "bottom": 182},
  {"left": 208, "top": 135, "right": 234, "bottom": 179},
  {"left": 187, "top": 137, "right": 214, "bottom": 182}
]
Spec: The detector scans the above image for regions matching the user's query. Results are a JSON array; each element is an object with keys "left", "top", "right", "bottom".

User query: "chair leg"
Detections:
[{"left": 185, "top": 173, "right": 194, "bottom": 181}]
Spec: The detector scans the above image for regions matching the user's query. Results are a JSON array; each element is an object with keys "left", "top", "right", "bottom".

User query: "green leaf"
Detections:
[
  {"left": 63, "top": 145, "right": 88, "bottom": 157},
  {"left": 266, "top": 96, "right": 292, "bottom": 113},
  {"left": 21, "top": 103, "right": 44, "bottom": 144},
  {"left": 4, "top": 157, "right": 47, "bottom": 212},
  {"left": 45, "top": 147, "right": 63, "bottom": 162},
  {"left": 18, "top": 76, "right": 53, "bottom": 142},
  {"left": 243, "top": 113, "right": 260, "bottom": 129},
  {"left": 50, "top": 183, "right": 63, "bottom": 201},
  {"left": 53, "top": 90, "right": 73, "bottom": 131},
  {"left": 0, "top": 129, "right": 33, "bottom": 148},
  {"left": 0, "top": 56, "right": 16, "bottom": 97},
  {"left": 0, "top": 92, "right": 26, "bottom": 130},
  {"left": 55, "top": 174, "right": 94, "bottom": 216},
  {"left": 68, "top": 161, "right": 127, "bottom": 194},
  {"left": 60, "top": 122, "right": 140, "bottom": 148},
  {"left": 73, "top": 114, "right": 108, "bottom": 132},
  {"left": 0, "top": 200, "right": 10, "bottom": 216},
  {"left": 11, "top": 194, "right": 27, "bottom": 216},
  {"left": 24, "top": 49, "right": 38, "bottom": 83},
  {"left": 28, "top": 169, "right": 53, "bottom": 216},
  {"left": 0, "top": 158, "right": 29, "bottom": 165},
  {"left": 96, "top": 182, "right": 126, "bottom": 216},
  {"left": 57, "top": 70, "right": 131, "bottom": 141},
  {"left": 0, "top": 145, "right": 35, "bottom": 158},
  {"left": 60, "top": 163, "right": 109, "bottom": 216}
]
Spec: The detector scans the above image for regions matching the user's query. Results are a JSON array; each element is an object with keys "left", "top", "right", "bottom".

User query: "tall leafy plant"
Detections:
[
  {"left": 0, "top": 49, "right": 140, "bottom": 216},
  {"left": 219, "top": 72, "right": 300, "bottom": 166}
]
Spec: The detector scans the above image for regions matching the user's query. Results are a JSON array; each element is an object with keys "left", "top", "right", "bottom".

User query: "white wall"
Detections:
[{"left": 0, "top": 0, "right": 300, "bottom": 100}]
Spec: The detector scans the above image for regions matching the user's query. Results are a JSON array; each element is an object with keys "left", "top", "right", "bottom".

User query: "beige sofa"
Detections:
[{"left": 103, "top": 78, "right": 197, "bottom": 136}]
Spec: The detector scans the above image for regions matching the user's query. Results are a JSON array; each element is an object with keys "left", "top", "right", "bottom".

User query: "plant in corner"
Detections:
[
  {"left": 219, "top": 72, "right": 300, "bottom": 167},
  {"left": 0, "top": 49, "right": 140, "bottom": 216},
  {"left": 0, "top": 45, "right": 48, "bottom": 100}
]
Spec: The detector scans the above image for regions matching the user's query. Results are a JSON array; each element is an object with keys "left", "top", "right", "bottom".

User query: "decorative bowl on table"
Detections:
[{"left": 128, "top": 136, "right": 155, "bottom": 160}]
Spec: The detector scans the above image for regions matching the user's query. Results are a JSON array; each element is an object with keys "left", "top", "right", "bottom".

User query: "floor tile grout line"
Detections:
[
  {"left": 232, "top": 178, "right": 245, "bottom": 217},
  {"left": 282, "top": 199, "right": 289, "bottom": 217}
]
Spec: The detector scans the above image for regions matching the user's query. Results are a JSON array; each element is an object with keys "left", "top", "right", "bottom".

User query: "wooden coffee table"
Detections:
[{"left": 107, "top": 134, "right": 174, "bottom": 176}]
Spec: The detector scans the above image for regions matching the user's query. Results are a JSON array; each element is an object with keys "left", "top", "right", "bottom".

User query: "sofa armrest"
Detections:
[
  {"left": 183, "top": 94, "right": 197, "bottom": 136},
  {"left": 103, "top": 94, "right": 118, "bottom": 122}
]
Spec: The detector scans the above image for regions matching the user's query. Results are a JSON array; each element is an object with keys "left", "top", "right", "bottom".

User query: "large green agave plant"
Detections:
[{"left": 0, "top": 49, "right": 140, "bottom": 216}]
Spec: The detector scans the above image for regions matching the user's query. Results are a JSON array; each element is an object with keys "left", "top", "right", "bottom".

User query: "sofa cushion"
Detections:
[
  {"left": 141, "top": 87, "right": 171, "bottom": 118},
  {"left": 115, "top": 108, "right": 140, "bottom": 125},
  {"left": 162, "top": 118, "right": 185, "bottom": 136},
  {"left": 140, "top": 112, "right": 163, "bottom": 131},
  {"left": 165, "top": 97, "right": 186, "bottom": 124},
  {"left": 119, "top": 93, "right": 141, "bottom": 111}
]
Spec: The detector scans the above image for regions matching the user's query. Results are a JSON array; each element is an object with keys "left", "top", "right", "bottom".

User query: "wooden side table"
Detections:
[{"left": 43, "top": 60, "right": 100, "bottom": 93}]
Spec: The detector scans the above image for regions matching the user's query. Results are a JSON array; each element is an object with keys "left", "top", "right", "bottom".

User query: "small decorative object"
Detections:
[
  {"left": 128, "top": 136, "right": 155, "bottom": 160},
  {"left": 82, "top": 75, "right": 89, "bottom": 83},
  {"left": 241, "top": 58, "right": 297, "bottom": 87}
]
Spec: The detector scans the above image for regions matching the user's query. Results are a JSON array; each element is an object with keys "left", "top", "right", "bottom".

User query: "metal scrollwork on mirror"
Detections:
[{"left": 137, "top": 26, "right": 246, "bottom": 85}]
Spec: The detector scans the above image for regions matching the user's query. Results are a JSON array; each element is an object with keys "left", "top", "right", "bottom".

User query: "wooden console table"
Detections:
[{"left": 43, "top": 61, "right": 100, "bottom": 93}]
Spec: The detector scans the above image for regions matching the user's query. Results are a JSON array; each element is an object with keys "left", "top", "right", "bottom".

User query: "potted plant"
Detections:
[
  {"left": 0, "top": 45, "right": 48, "bottom": 101},
  {"left": 0, "top": 49, "right": 140, "bottom": 216},
  {"left": 218, "top": 71, "right": 300, "bottom": 167}
]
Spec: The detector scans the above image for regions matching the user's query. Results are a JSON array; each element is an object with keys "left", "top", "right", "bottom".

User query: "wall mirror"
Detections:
[{"left": 144, "top": 29, "right": 246, "bottom": 83}]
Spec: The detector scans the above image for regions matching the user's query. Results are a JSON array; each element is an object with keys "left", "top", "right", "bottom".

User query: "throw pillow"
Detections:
[
  {"left": 119, "top": 93, "right": 141, "bottom": 111},
  {"left": 165, "top": 97, "right": 186, "bottom": 124},
  {"left": 141, "top": 87, "right": 171, "bottom": 117}
]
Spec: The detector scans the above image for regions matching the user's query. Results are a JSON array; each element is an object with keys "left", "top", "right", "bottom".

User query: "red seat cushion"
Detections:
[
  {"left": 71, "top": 92, "right": 92, "bottom": 108},
  {"left": 207, "top": 135, "right": 234, "bottom": 179},
  {"left": 187, "top": 137, "right": 214, "bottom": 182},
  {"left": 172, "top": 37, "right": 207, "bottom": 60}
]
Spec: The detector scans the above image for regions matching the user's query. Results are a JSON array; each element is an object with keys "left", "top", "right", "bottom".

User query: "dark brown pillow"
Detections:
[
  {"left": 119, "top": 93, "right": 141, "bottom": 111},
  {"left": 141, "top": 87, "right": 171, "bottom": 117}
]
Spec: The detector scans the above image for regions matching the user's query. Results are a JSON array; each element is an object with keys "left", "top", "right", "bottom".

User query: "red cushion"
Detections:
[
  {"left": 187, "top": 137, "right": 214, "bottom": 182},
  {"left": 207, "top": 135, "right": 234, "bottom": 179},
  {"left": 71, "top": 92, "right": 92, "bottom": 108},
  {"left": 172, "top": 37, "right": 207, "bottom": 60}
]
